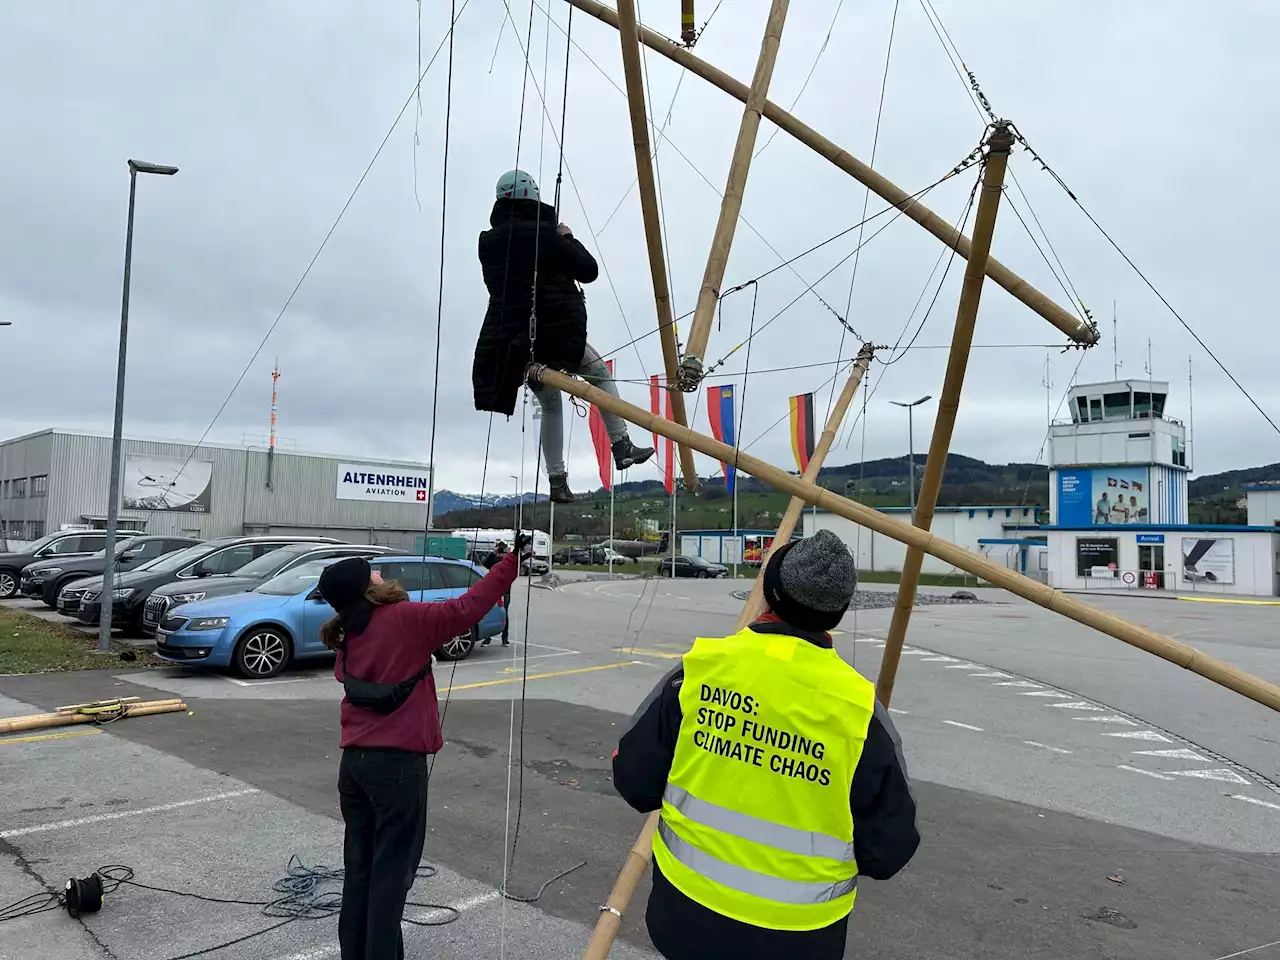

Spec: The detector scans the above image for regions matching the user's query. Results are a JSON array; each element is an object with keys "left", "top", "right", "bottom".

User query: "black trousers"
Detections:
[
  {"left": 338, "top": 747, "right": 429, "bottom": 960},
  {"left": 502, "top": 590, "right": 512, "bottom": 640}
]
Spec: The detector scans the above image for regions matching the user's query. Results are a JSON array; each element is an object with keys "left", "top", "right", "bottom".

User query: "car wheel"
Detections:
[
  {"left": 697, "top": 570, "right": 710, "bottom": 579},
  {"left": 0, "top": 570, "right": 16, "bottom": 600},
  {"left": 436, "top": 626, "right": 477, "bottom": 662},
  {"left": 233, "top": 627, "right": 293, "bottom": 679}
]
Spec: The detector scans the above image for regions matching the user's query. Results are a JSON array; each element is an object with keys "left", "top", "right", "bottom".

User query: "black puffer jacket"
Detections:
[{"left": 473, "top": 198, "right": 599, "bottom": 416}]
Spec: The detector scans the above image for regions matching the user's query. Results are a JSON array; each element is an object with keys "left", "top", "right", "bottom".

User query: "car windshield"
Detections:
[
  {"left": 689, "top": 557, "right": 712, "bottom": 566},
  {"left": 255, "top": 559, "right": 335, "bottom": 596},
  {"left": 142, "top": 542, "right": 222, "bottom": 574},
  {"left": 232, "top": 543, "right": 314, "bottom": 579},
  {"left": 91, "top": 538, "right": 142, "bottom": 559},
  {"left": 21, "top": 533, "right": 63, "bottom": 554}
]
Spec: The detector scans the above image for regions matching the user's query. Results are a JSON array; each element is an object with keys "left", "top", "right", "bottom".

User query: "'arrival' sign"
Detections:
[{"left": 336, "top": 463, "right": 432, "bottom": 504}]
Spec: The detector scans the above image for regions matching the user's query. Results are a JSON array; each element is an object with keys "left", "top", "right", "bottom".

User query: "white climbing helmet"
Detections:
[{"left": 496, "top": 169, "right": 540, "bottom": 202}]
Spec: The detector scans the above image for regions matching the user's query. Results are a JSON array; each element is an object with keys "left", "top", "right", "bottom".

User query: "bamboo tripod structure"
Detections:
[
  {"left": 678, "top": 0, "right": 790, "bottom": 389},
  {"left": 576, "top": 344, "right": 876, "bottom": 960},
  {"left": 877, "top": 121, "right": 1014, "bottom": 706},
  {"left": 615, "top": 0, "right": 699, "bottom": 489},
  {"left": 0, "top": 698, "right": 187, "bottom": 735},
  {"left": 563, "top": 0, "right": 1098, "bottom": 347}
]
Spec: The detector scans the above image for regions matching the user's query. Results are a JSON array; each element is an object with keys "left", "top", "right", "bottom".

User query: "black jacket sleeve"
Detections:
[
  {"left": 551, "top": 233, "right": 599, "bottom": 284},
  {"left": 848, "top": 701, "right": 920, "bottom": 880},
  {"left": 613, "top": 664, "right": 684, "bottom": 813}
]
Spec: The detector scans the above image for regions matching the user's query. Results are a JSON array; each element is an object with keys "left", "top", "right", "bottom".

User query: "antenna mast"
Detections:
[
  {"left": 267, "top": 359, "right": 280, "bottom": 490},
  {"left": 1112, "top": 300, "right": 1119, "bottom": 379}
]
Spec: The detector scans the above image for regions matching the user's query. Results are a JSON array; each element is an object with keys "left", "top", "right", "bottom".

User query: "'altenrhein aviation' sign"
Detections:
[{"left": 335, "top": 463, "right": 432, "bottom": 504}]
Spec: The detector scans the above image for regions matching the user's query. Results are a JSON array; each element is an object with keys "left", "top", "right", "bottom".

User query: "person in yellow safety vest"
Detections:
[{"left": 613, "top": 530, "right": 919, "bottom": 960}]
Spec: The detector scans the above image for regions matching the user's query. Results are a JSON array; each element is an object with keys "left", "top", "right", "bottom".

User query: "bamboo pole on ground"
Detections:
[
  {"left": 678, "top": 0, "right": 790, "bottom": 389},
  {"left": 579, "top": 345, "right": 874, "bottom": 959},
  {"left": 734, "top": 343, "right": 876, "bottom": 630},
  {"left": 876, "top": 123, "right": 1013, "bottom": 708},
  {"left": 0, "top": 699, "right": 188, "bottom": 735},
  {"left": 562, "top": 0, "right": 1097, "bottom": 346},
  {"left": 531, "top": 365, "right": 1280, "bottom": 715},
  {"left": 615, "top": 0, "right": 699, "bottom": 490}
]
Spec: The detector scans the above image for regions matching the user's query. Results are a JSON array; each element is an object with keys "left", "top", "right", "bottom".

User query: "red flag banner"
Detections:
[
  {"left": 789, "top": 392, "right": 816, "bottom": 473},
  {"left": 589, "top": 360, "right": 615, "bottom": 490}
]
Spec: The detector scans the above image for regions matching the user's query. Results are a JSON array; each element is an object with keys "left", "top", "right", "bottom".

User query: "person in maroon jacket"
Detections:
[{"left": 317, "top": 543, "right": 523, "bottom": 960}]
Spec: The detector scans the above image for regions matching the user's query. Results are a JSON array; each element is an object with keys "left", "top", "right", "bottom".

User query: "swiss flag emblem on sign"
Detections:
[{"left": 416, "top": 490, "right": 427, "bottom": 502}]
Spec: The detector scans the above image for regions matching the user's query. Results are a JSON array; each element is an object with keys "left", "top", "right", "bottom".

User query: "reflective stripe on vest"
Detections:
[
  {"left": 657, "top": 821, "right": 857, "bottom": 905},
  {"left": 663, "top": 785, "right": 856, "bottom": 864}
]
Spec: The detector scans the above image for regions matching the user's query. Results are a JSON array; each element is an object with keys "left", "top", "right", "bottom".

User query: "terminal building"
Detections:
[
  {"left": 1040, "top": 379, "right": 1279, "bottom": 596},
  {"left": 0, "top": 428, "right": 434, "bottom": 551}
]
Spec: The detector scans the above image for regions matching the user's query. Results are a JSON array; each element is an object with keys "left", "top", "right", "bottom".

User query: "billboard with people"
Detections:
[{"left": 1057, "top": 467, "right": 1149, "bottom": 525}]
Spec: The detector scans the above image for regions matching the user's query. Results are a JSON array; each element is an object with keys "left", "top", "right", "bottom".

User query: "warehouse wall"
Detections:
[
  {"left": 40, "top": 432, "right": 429, "bottom": 541},
  {"left": 0, "top": 431, "right": 54, "bottom": 540}
]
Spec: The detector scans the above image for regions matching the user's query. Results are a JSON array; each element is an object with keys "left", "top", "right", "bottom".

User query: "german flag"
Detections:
[{"left": 789, "top": 392, "right": 815, "bottom": 473}]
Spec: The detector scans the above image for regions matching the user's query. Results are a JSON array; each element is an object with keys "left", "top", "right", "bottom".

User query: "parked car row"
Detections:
[
  {"left": 551, "top": 545, "right": 635, "bottom": 566},
  {"left": 0, "top": 530, "right": 508, "bottom": 677}
]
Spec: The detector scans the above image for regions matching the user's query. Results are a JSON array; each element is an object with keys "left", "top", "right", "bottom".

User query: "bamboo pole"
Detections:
[
  {"left": 735, "top": 344, "right": 876, "bottom": 630},
  {"left": 531, "top": 365, "right": 1280, "bottom": 714},
  {"left": 680, "top": 0, "right": 696, "bottom": 45},
  {"left": 678, "top": 0, "right": 790, "bottom": 389},
  {"left": 877, "top": 123, "right": 1013, "bottom": 708},
  {"left": 579, "top": 346, "right": 874, "bottom": 959},
  {"left": 615, "top": 0, "right": 699, "bottom": 490},
  {"left": 0, "top": 699, "right": 188, "bottom": 735},
  {"left": 562, "top": 0, "right": 1097, "bottom": 347},
  {"left": 582, "top": 809, "right": 658, "bottom": 959}
]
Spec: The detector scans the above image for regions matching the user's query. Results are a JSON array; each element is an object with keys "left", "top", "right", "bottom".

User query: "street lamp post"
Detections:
[
  {"left": 98, "top": 160, "right": 178, "bottom": 653},
  {"left": 889, "top": 396, "right": 932, "bottom": 524}
]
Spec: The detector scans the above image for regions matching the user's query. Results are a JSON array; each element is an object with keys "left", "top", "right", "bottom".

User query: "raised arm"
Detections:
[{"left": 410, "top": 554, "right": 519, "bottom": 655}]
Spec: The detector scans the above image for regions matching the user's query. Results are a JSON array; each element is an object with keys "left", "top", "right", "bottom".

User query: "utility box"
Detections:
[{"left": 414, "top": 535, "right": 467, "bottom": 559}]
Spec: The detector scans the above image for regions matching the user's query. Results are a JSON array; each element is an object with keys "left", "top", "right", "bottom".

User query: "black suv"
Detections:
[
  {"left": 0, "top": 530, "right": 130, "bottom": 600},
  {"left": 22, "top": 535, "right": 199, "bottom": 607},
  {"left": 67, "top": 535, "right": 341, "bottom": 633},
  {"left": 140, "top": 541, "right": 392, "bottom": 636}
]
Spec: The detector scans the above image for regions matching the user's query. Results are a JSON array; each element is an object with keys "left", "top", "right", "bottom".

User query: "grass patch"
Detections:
[{"left": 0, "top": 606, "right": 157, "bottom": 675}]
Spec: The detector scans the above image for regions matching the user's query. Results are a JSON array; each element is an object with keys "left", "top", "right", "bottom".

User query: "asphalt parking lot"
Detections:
[{"left": 1, "top": 580, "right": 1278, "bottom": 959}]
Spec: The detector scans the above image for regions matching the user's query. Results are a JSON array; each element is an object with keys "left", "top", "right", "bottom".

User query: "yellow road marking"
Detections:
[
  {"left": 0, "top": 728, "right": 103, "bottom": 747},
  {"left": 1177, "top": 596, "right": 1280, "bottom": 606},
  {"left": 438, "top": 661, "right": 646, "bottom": 693},
  {"left": 617, "top": 647, "right": 685, "bottom": 660}
]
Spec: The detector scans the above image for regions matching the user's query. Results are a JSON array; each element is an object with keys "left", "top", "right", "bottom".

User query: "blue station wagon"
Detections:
[{"left": 154, "top": 555, "right": 507, "bottom": 678}]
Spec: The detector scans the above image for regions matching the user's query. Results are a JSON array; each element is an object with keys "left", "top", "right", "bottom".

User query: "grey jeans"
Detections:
[{"left": 533, "top": 342, "right": 628, "bottom": 477}]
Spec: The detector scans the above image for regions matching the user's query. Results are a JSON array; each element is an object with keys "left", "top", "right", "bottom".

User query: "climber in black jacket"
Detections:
[{"left": 473, "top": 170, "right": 653, "bottom": 504}]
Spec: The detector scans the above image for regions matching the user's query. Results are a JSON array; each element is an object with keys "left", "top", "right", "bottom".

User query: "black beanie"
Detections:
[
  {"left": 762, "top": 531, "right": 857, "bottom": 632},
  {"left": 318, "top": 556, "right": 375, "bottom": 639}
]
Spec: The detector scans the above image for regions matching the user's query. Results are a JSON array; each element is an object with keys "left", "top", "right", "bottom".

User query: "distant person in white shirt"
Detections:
[{"left": 1094, "top": 492, "right": 1111, "bottom": 524}]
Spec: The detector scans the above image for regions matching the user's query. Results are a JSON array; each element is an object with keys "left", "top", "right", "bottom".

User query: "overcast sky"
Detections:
[{"left": 3, "top": 0, "right": 1277, "bottom": 495}]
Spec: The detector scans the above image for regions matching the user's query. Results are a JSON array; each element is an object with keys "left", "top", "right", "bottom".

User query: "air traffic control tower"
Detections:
[{"left": 1047, "top": 379, "right": 1190, "bottom": 526}]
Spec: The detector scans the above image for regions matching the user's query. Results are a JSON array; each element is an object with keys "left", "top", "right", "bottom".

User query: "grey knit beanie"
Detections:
[{"left": 762, "top": 530, "right": 857, "bottom": 632}]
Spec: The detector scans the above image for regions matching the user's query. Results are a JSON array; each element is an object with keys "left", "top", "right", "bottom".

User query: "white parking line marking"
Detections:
[
  {"left": 1024, "top": 741, "right": 1073, "bottom": 754},
  {"left": 1022, "top": 691, "right": 1072, "bottom": 698},
  {"left": 899, "top": 648, "right": 929, "bottom": 655},
  {"left": 920, "top": 656, "right": 959, "bottom": 663},
  {"left": 888, "top": 708, "right": 909, "bottom": 715},
  {"left": 993, "top": 680, "right": 1041, "bottom": 688},
  {"left": 1118, "top": 765, "right": 1174, "bottom": 780},
  {"left": 1133, "top": 748, "right": 1210, "bottom": 762},
  {"left": 1074, "top": 715, "right": 1137, "bottom": 725},
  {"left": 1049, "top": 701, "right": 1102, "bottom": 711},
  {"left": 1213, "top": 937, "right": 1280, "bottom": 960},
  {"left": 0, "top": 789, "right": 260, "bottom": 839},
  {"left": 946, "top": 664, "right": 983, "bottom": 669},
  {"left": 225, "top": 676, "right": 310, "bottom": 687},
  {"left": 1230, "top": 795, "right": 1280, "bottom": 813},
  {"left": 967, "top": 672, "right": 1012, "bottom": 679},
  {"left": 1167, "top": 768, "right": 1250, "bottom": 785},
  {"left": 1104, "top": 730, "right": 1172, "bottom": 742},
  {"left": 942, "top": 720, "right": 984, "bottom": 731}
]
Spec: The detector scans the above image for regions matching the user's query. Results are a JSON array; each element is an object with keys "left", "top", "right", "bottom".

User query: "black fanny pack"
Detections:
[{"left": 342, "top": 661, "right": 432, "bottom": 714}]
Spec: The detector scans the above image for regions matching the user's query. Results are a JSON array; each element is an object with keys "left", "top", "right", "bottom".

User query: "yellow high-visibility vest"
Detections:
[{"left": 652, "top": 627, "right": 876, "bottom": 931}]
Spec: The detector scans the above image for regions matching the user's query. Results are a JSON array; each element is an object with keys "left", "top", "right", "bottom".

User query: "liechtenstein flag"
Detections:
[{"left": 706, "top": 384, "right": 737, "bottom": 495}]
